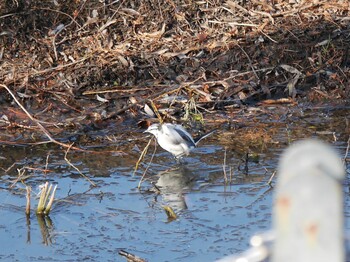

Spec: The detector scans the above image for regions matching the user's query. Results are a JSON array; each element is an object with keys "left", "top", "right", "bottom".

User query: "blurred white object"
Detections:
[
  {"left": 217, "top": 139, "right": 345, "bottom": 262},
  {"left": 272, "top": 139, "right": 345, "bottom": 262}
]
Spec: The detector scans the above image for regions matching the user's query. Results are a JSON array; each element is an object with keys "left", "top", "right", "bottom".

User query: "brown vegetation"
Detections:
[{"left": 0, "top": 0, "right": 349, "bottom": 143}]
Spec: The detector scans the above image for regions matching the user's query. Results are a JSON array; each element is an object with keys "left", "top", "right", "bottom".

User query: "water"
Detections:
[{"left": 0, "top": 105, "right": 349, "bottom": 261}]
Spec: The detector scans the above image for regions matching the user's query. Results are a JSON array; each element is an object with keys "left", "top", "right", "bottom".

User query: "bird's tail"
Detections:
[{"left": 194, "top": 128, "right": 218, "bottom": 145}]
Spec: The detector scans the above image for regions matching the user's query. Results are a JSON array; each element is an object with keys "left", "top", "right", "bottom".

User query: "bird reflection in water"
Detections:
[{"left": 154, "top": 166, "right": 198, "bottom": 212}]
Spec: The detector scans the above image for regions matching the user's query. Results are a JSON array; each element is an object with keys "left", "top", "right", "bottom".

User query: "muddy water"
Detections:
[{"left": 0, "top": 105, "right": 349, "bottom": 261}]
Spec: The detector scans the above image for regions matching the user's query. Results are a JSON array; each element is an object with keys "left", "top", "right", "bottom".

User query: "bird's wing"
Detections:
[
  {"left": 174, "top": 125, "right": 196, "bottom": 147},
  {"left": 162, "top": 124, "right": 195, "bottom": 147}
]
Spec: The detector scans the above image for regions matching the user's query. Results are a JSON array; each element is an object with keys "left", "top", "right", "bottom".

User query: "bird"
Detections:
[{"left": 144, "top": 123, "right": 216, "bottom": 158}]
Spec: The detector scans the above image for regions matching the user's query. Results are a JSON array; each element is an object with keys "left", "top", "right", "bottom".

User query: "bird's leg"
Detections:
[{"left": 175, "top": 156, "right": 187, "bottom": 165}]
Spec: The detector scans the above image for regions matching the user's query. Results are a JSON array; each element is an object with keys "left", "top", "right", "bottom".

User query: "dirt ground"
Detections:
[{"left": 0, "top": 0, "right": 349, "bottom": 145}]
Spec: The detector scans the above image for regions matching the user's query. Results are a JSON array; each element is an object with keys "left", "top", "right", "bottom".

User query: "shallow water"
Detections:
[{"left": 0, "top": 105, "right": 349, "bottom": 261}]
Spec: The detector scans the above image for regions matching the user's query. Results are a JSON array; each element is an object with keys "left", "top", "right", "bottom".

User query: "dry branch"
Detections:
[{"left": 0, "top": 0, "right": 349, "bottom": 141}]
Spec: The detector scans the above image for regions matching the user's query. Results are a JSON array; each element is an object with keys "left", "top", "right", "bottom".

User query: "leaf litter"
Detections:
[{"left": 0, "top": 0, "right": 349, "bottom": 147}]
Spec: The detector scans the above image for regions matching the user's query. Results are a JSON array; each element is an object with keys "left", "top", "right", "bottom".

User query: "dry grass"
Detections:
[{"left": 0, "top": 0, "right": 349, "bottom": 141}]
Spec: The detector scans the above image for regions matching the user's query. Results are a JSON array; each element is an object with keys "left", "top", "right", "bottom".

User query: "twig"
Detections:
[
  {"left": 259, "top": 29, "right": 278, "bottom": 43},
  {"left": 10, "top": 168, "right": 27, "bottom": 188},
  {"left": 267, "top": 171, "right": 276, "bottom": 187},
  {"left": 26, "top": 186, "right": 31, "bottom": 216},
  {"left": 150, "top": 100, "right": 163, "bottom": 123},
  {"left": 229, "top": 166, "right": 233, "bottom": 183},
  {"left": 0, "top": 84, "right": 55, "bottom": 143},
  {"left": 244, "top": 153, "right": 249, "bottom": 175},
  {"left": 138, "top": 138, "right": 157, "bottom": 188},
  {"left": 236, "top": 44, "right": 260, "bottom": 81},
  {"left": 4, "top": 162, "right": 16, "bottom": 173},
  {"left": 64, "top": 143, "right": 97, "bottom": 187},
  {"left": 0, "top": 84, "right": 97, "bottom": 152},
  {"left": 223, "top": 147, "right": 228, "bottom": 183},
  {"left": 33, "top": 7, "right": 82, "bottom": 29},
  {"left": 45, "top": 152, "right": 51, "bottom": 175},
  {"left": 251, "top": 10, "right": 275, "bottom": 24},
  {"left": 344, "top": 135, "right": 350, "bottom": 163},
  {"left": 133, "top": 138, "right": 152, "bottom": 177},
  {"left": 208, "top": 20, "right": 258, "bottom": 28},
  {"left": 82, "top": 86, "right": 159, "bottom": 95},
  {"left": 52, "top": 35, "right": 58, "bottom": 61}
]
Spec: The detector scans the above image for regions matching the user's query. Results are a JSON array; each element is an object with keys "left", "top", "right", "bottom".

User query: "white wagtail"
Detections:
[{"left": 144, "top": 123, "right": 216, "bottom": 158}]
